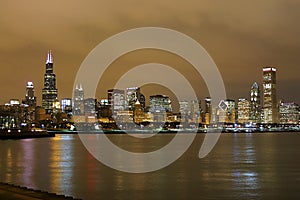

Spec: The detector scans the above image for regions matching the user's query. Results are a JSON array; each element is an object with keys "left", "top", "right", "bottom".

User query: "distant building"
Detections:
[
  {"left": 108, "top": 89, "right": 125, "bottom": 116},
  {"left": 179, "top": 100, "right": 189, "bottom": 122},
  {"left": 238, "top": 98, "right": 250, "bottom": 124},
  {"left": 73, "top": 84, "right": 84, "bottom": 115},
  {"left": 204, "top": 97, "right": 212, "bottom": 124},
  {"left": 84, "top": 98, "right": 97, "bottom": 115},
  {"left": 249, "top": 82, "right": 261, "bottom": 123},
  {"left": 150, "top": 95, "right": 172, "bottom": 122},
  {"left": 22, "top": 81, "right": 36, "bottom": 107},
  {"left": 126, "top": 87, "right": 145, "bottom": 111},
  {"left": 279, "top": 101, "right": 299, "bottom": 124},
  {"left": 179, "top": 100, "right": 201, "bottom": 123},
  {"left": 262, "top": 67, "right": 278, "bottom": 123},
  {"left": 42, "top": 51, "right": 58, "bottom": 114},
  {"left": 133, "top": 100, "right": 145, "bottom": 124},
  {"left": 61, "top": 98, "right": 72, "bottom": 114},
  {"left": 219, "top": 99, "right": 236, "bottom": 123}
]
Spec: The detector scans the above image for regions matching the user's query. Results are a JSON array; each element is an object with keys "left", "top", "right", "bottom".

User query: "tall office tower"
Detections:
[
  {"left": 179, "top": 100, "right": 189, "bottom": 123},
  {"left": 250, "top": 82, "right": 261, "bottom": 123},
  {"left": 108, "top": 89, "right": 125, "bottom": 115},
  {"left": 149, "top": 95, "right": 172, "bottom": 113},
  {"left": 179, "top": 101, "right": 189, "bottom": 115},
  {"left": 190, "top": 100, "right": 201, "bottom": 123},
  {"left": 149, "top": 95, "right": 172, "bottom": 122},
  {"left": 204, "top": 97, "right": 212, "bottom": 124},
  {"left": 126, "top": 87, "right": 145, "bottom": 111},
  {"left": 262, "top": 67, "right": 278, "bottom": 123},
  {"left": 237, "top": 98, "right": 250, "bottom": 124},
  {"left": 73, "top": 84, "right": 84, "bottom": 115},
  {"left": 84, "top": 98, "right": 97, "bottom": 115},
  {"left": 22, "top": 81, "right": 36, "bottom": 107},
  {"left": 218, "top": 99, "right": 236, "bottom": 123},
  {"left": 42, "top": 50, "right": 58, "bottom": 114}
]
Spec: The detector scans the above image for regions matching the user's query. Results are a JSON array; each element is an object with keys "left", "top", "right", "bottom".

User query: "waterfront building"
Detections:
[
  {"left": 149, "top": 95, "right": 172, "bottom": 122},
  {"left": 133, "top": 100, "right": 145, "bottom": 124},
  {"left": 84, "top": 98, "right": 97, "bottom": 115},
  {"left": 238, "top": 98, "right": 251, "bottom": 124},
  {"left": 179, "top": 100, "right": 189, "bottom": 122},
  {"left": 73, "top": 84, "right": 84, "bottom": 115},
  {"left": 190, "top": 100, "right": 201, "bottom": 123},
  {"left": 204, "top": 97, "right": 212, "bottom": 124},
  {"left": 42, "top": 51, "right": 58, "bottom": 114},
  {"left": 218, "top": 99, "right": 236, "bottom": 123},
  {"left": 262, "top": 67, "right": 278, "bottom": 123},
  {"left": 279, "top": 100, "right": 299, "bottom": 124},
  {"left": 108, "top": 89, "right": 125, "bottom": 116},
  {"left": 179, "top": 100, "right": 201, "bottom": 123},
  {"left": 61, "top": 98, "right": 72, "bottom": 114},
  {"left": 126, "top": 87, "right": 145, "bottom": 111},
  {"left": 249, "top": 82, "right": 261, "bottom": 123},
  {"left": 22, "top": 82, "right": 36, "bottom": 107}
]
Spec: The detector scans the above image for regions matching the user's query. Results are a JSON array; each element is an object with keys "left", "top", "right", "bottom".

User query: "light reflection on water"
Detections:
[{"left": 0, "top": 133, "right": 300, "bottom": 199}]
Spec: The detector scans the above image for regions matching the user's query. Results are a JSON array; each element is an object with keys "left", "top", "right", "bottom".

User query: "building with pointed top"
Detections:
[
  {"left": 250, "top": 82, "right": 261, "bottom": 123},
  {"left": 42, "top": 51, "right": 58, "bottom": 114},
  {"left": 73, "top": 84, "right": 84, "bottom": 115}
]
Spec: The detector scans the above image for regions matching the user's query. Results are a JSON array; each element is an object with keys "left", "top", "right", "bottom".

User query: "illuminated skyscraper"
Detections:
[
  {"left": 279, "top": 101, "right": 299, "bottom": 124},
  {"left": 22, "top": 81, "right": 36, "bottom": 107},
  {"left": 204, "top": 97, "right": 212, "bottom": 124},
  {"left": 108, "top": 89, "right": 125, "bottom": 115},
  {"left": 218, "top": 99, "right": 235, "bottom": 123},
  {"left": 73, "top": 84, "right": 84, "bottom": 115},
  {"left": 150, "top": 95, "right": 172, "bottom": 122},
  {"left": 250, "top": 82, "right": 261, "bottom": 123},
  {"left": 126, "top": 87, "right": 145, "bottom": 111},
  {"left": 262, "top": 67, "right": 278, "bottom": 123},
  {"left": 42, "top": 51, "right": 58, "bottom": 114},
  {"left": 238, "top": 98, "right": 250, "bottom": 124}
]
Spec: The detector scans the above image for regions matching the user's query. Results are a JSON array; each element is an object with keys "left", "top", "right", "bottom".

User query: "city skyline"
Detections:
[
  {"left": 1, "top": 50, "right": 299, "bottom": 111},
  {"left": 0, "top": 1, "right": 300, "bottom": 105}
]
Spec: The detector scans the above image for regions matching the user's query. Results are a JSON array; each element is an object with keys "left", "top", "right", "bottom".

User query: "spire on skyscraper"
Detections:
[
  {"left": 46, "top": 50, "right": 53, "bottom": 64},
  {"left": 252, "top": 82, "right": 259, "bottom": 89}
]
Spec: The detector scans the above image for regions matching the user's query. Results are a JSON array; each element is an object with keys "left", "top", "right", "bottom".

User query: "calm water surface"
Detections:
[{"left": 0, "top": 133, "right": 300, "bottom": 199}]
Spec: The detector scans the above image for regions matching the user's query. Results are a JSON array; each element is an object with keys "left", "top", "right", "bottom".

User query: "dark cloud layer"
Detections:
[{"left": 0, "top": 0, "right": 299, "bottom": 104}]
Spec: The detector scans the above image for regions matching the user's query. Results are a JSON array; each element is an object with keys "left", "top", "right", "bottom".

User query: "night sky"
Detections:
[{"left": 1, "top": 0, "right": 299, "bottom": 105}]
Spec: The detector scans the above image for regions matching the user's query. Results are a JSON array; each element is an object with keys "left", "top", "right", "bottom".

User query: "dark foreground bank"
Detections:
[{"left": 0, "top": 182, "right": 79, "bottom": 200}]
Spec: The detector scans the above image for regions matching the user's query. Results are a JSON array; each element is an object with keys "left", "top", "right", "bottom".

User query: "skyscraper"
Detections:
[
  {"left": 250, "top": 82, "right": 261, "bottom": 123},
  {"left": 73, "top": 84, "right": 84, "bottom": 115},
  {"left": 126, "top": 87, "right": 145, "bottom": 111},
  {"left": 108, "top": 89, "right": 125, "bottom": 116},
  {"left": 238, "top": 98, "right": 250, "bottom": 124},
  {"left": 262, "top": 67, "right": 278, "bottom": 123},
  {"left": 204, "top": 97, "right": 212, "bottom": 124},
  {"left": 22, "top": 81, "right": 36, "bottom": 107},
  {"left": 42, "top": 51, "right": 58, "bottom": 114},
  {"left": 149, "top": 95, "right": 172, "bottom": 122}
]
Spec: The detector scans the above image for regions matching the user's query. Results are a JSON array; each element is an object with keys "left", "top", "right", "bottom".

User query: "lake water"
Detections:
[{"left": 0, "top": 132, "right": 300, "bottom": 199}]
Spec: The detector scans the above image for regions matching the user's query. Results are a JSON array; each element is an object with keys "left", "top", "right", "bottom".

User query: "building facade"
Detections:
[
  {"left": 42, "top": 51, "right": 58, "bottom": 114},
  {"left": 73, "top": 84, "right": 84, "bottom": 115},
  {"left": 262, "top": 67, "right": 278, "bottom": 123},
  {"left": 250, "top": 82, "right": 261, "bottom": 123},
  {"left": 126, "top": 87, "right": 145, "bottom": 111},
  {"left": 108, "top": 89, "right": 125, "bottom": 116},
  {"left": 238, "top": 98, "right": 250, "bottom": 124},
  {"left": 279, "top": 101, "right": 299, "bottom": 124},
  {"left": 22, "top": 81, "right": 36, "bottom": 107}
]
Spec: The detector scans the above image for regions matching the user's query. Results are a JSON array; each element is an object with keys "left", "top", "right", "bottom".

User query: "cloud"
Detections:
[{"left": 0, "top": 0, "right": 299, "bottom": 104}]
